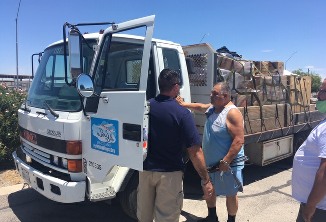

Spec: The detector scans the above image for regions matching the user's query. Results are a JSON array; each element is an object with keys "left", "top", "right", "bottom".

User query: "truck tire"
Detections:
[
  {"left": 293, "top": 130, "right": 311, "bottom": 154},
  {"left": 118, "top": 171, "right": 138, "bottom": 220},
  {"left": 287, "top": 130, "right": 311, "bottom": 164}
]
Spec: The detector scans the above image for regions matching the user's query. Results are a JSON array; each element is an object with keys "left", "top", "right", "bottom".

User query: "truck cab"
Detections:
[
  {"left": 13, "top": 15, "right": 192, "bottom": 218},
  {"left": 13, "top": 33, "right": 101, "bottom": 203}
]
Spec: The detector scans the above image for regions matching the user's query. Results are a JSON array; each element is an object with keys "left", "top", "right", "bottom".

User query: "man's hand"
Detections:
[
  {"left": 202, "top": 181, "right": 214, "bottom": 200},
  {"left": 188, "top": 145, "right": 213, "bottom": 199},
  {"left": 175, "top": 95, "right": 184, "bottom": 106},
  {"left": 302, "top": 204, "right": 316, "bottom": 222},
  {"left": 219, "top": 160, "right": 230, "bottom": 172}
]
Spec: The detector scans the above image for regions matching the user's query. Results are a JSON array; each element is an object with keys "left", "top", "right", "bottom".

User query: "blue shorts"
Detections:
[{"left": 209, "top": 169, "right": 243, "bottom": 196}]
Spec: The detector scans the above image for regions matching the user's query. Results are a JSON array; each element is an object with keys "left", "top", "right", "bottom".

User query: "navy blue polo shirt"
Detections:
[{"left": 143, "top": 94, "right": 201, "bottom": 172}]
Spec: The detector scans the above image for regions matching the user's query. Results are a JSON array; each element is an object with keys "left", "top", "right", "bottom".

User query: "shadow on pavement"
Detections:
[
  {"left": 183, "top": 158, "right": 293, "bottom": 200},
  {"left": 4, "top": 159, "right": 293, "bottom": 220},
  {"left": 7, "top": 188, "right": 136, "bottom": 222},
  {"left": 181, "top": 210, "right": 203, "bottom": 222}
]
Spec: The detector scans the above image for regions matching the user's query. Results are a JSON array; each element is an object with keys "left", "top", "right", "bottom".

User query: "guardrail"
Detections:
[{"left": 0, "top": 74, "right": 32, "bottom": 91}]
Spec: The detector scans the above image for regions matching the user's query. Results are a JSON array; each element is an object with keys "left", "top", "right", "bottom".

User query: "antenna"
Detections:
[
  {"left": 285, "top": 51, "right": 298, "bottom": 70},
  {"left": 199, "top": 33, "right": 209, "bottom": 43}
]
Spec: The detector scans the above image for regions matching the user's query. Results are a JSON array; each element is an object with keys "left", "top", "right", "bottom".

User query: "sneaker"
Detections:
[{"left": 197, "top": 216, "right": 219, "bottom": 222}]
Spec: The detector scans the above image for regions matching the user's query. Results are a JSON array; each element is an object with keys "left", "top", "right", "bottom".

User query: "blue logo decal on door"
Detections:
[{"left": 91, "top": 117, "right": 119, "bottom": 156}]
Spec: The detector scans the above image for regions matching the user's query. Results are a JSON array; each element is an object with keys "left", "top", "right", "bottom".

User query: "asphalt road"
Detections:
[{"left": 0, "top": 159, "right": 298, "bottom": 222}]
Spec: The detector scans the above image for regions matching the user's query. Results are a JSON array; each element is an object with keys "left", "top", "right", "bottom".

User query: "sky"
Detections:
[{"left": 1, "top": 0, "right": 326, "bottom": 79}]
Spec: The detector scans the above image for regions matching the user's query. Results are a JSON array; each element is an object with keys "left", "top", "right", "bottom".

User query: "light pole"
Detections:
[
  {"left": 16, "top": 0, "right": 22, "bottom": 89},
  {"left": 285, "top": 51, "right": 298, "bottom": 70}
]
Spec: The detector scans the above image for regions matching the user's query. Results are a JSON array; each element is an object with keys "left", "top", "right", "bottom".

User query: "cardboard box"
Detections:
[
  {"left": 268, "top": 62, "right": 284, "bottom": 75},
  {"left": 259, "top": 75, "right": 287, "bottom": 87},
  {"left": 217, "top": 56, "right": 254, "bottom": 75},
  {"left": 244, "top": 117, "right": 285, "bottom": 134},
  {"left": 287, "top": 75, "right": 311, "bottom": 108},
  {"left": 254, "top": 61, "right": 270, "bottom": 75},
  {"left": 238, "top": 104, "right": 291, "bottom": 134},
  {"left": 217, "top": 55, "right": 233, "bottom": 71},
  {"left": 254, "top": 61, "right": 284, "bottom": 75},
  {"left": 291, "top": 104, "right": 315, "bottom": 113}
]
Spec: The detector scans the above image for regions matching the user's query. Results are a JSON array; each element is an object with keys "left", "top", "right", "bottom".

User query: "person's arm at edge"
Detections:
[
  {"left": 175, "top": 95, "right": 210, "bottom": 113},
  {"left": 187, "top": 144, "right": 213, "bottom": 199},
  {"left": 220, "top": 108, "right": 245, "bottom": 171},
  {"left": 302, "top": 158, "right": 326, "bottom": 221}
]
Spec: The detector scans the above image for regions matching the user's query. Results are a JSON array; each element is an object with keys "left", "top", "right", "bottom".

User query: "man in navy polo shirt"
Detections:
[{"left": 137, "top": 69, "right": 213, "bottom": 222}]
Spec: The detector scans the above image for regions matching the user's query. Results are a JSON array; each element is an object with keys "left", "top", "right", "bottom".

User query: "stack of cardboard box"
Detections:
[
  {"left": 287, "top": 75, "right": 313, "bottom": 113},
  {"left": 253, "top": 61, "right": 284, "bottom": 76},
  {"left": 238, "top": 104, "right": 291, "bottom": 134},
  {"left": 216, "top": 54, "right": 312, "bottom": 114}
]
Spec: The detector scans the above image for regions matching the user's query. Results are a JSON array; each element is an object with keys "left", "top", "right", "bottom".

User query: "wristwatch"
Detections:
[{"left": 220, "top": 159, "right": 229, "bottom": 166}]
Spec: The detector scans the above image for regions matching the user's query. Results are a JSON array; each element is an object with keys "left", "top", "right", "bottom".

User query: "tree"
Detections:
[
  {"left": 292, "top": 69, "right": 322, "bottom": 92},
  {"left": 0, "top": 84, "right": 26, "bottom": 163}
]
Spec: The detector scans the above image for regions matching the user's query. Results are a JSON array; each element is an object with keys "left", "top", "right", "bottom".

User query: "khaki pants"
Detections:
[{"left": 137, "top": 170, "right": 184, "bottom": 222}]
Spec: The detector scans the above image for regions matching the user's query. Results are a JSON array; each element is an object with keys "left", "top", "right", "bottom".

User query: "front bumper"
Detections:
[{"left": 12, "top": 151, "right": 86, "bottom": 203}]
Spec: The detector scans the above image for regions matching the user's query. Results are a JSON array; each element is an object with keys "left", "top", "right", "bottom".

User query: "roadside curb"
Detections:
[{"left": 0, "top": 183, "right": 29, "bottom": 196}]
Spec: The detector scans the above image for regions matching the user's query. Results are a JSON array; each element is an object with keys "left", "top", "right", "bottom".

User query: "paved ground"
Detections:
[
  {"left": 181, "top": 162, "right": 298, "bottom": 222},
  {"left": 0, "top": 159, "right": 299, "bottom": 222}
]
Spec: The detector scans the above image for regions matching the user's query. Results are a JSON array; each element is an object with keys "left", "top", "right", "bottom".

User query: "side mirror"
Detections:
[
  {"left": 76, "top": 74, "right": 94, "bottom": 98},
  {"left": 68, "top": 29, "right": 82, "bottom": 80}
]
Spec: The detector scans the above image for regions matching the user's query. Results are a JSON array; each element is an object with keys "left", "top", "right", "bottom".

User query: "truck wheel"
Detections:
[
  {"left": 118, "top": 171, "right": 138, "bottom": 220},
  {"left": 293, "top": 130, "right": 311, "bottom": 154},
  {"left": 287, "top": 130, "right": 311, "bottom": 164}
]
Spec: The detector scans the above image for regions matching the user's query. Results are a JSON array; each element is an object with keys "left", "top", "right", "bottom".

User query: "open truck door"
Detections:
[{"left": 79, "top": 15, "right": 154, "bottom": 182}]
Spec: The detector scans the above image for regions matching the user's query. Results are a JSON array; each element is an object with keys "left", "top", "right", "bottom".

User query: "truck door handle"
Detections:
[{"left": 123, "top": 123, "right": 141, "bottom": 141}]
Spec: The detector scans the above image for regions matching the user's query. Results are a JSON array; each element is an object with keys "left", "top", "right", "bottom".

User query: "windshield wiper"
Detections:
[
  {"left": 36, "top": 111, "right": 47, "bottom": 116},
  {"left": 21, "top": 100, "right": 31, "bottom": 113},
  {"left": 43, "top": 102, "right": 59, "bottom": 118}
]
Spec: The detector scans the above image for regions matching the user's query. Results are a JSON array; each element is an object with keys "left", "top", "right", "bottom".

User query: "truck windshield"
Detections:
[{"left": 27, "top": 40, "right": 97, "bottom": 112}]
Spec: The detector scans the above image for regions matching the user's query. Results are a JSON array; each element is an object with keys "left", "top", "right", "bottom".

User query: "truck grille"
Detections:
[
  {"left": 20, "top": 141, "right": 68, "bottom": 174},
  {"left": 22, "top": 142, "right": 51, "bottom": 164}
]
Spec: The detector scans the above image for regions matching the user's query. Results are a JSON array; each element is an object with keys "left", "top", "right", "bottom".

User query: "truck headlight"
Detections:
[
  {"left": 62, "top": 158, "right": 68, "bottom": 169},
  {"left": 53, "top": 156, "right": 59, "bottom": 165},
  {"left": 26, "top": 154, "right": 32, "bottom": 163}
]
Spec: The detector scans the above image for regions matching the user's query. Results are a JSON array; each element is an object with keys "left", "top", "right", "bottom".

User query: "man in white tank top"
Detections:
[{"left": 177, "top": 82, "right": 245, "bottom": 222}]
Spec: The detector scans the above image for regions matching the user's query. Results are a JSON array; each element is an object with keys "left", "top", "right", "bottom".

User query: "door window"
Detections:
[
  {"left": 162, "top": 48, "right": 182, "bottom": 85},
  {"left": 93, "top": 37, "right": 146, "bottom": 91}
]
